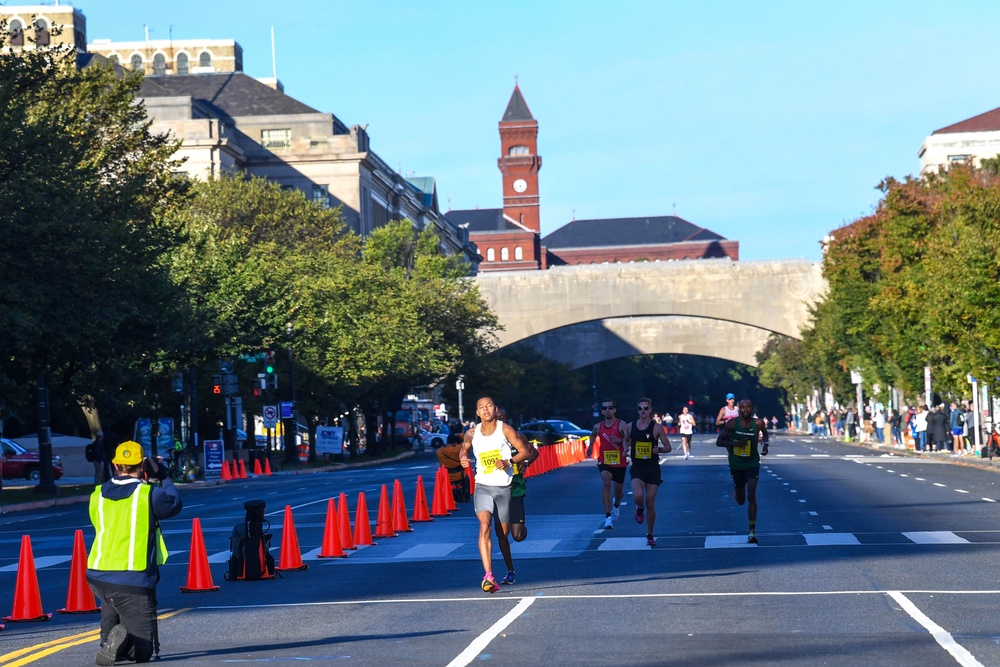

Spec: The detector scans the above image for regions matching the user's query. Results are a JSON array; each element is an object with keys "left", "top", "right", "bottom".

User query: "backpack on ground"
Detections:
[{"left": 224, "top": 499, "right": 277, "bottom": 581}]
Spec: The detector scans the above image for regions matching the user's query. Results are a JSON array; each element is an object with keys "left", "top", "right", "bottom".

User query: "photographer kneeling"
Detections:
[{"left": 86, "top": 441, "right": 183, "bottom": 665}]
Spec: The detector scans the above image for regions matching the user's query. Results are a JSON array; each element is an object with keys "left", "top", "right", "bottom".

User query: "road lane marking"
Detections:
[
  {"left": 705, "top": 536, "right": 756, "bottom": 548},
  {"left": 396, "top": 543, "right": 464, "bottom": 558},
  {"left": 955, "top": 489, "right": 969, "bottom": 494},
  {"left": 888, "top": 592, "right": 984, "bottom": 667},
  {"left": 903, "top": 532, "right": 969, "bottom": 544},
  {"left": 0, "top": 555, "right": 70, "bottom": 572},
  {"left": 446, "top": 596, "right": 536, "bottom": 667},
  {"left": 984, "top": 498, "right": 996, "bottom": 503},
  {"left": 934, "top": 483, "right": 946, "bottom": 487},
  {"left": 804, "top": 533, "right": 860, "bottom": 546}
]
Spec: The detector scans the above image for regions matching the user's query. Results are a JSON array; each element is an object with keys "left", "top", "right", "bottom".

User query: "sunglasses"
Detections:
[
  {"left": 601, "top": 405, "right": 615, "bottom": 410},
  {"left": 637, "top": 406, "right": 651, "bottom": 411}
]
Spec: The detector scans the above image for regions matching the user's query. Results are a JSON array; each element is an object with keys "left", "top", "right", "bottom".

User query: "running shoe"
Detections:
[
  {"left": 611, "top": 503, "right": 620, "bottom": 521},
  {"left": 747, "top": 532, "right": 759, "bottom": 545},
  {"left": 500, "top": 570, "right": 516, "bottom": 585},
  {"left": 634, "top": 506, "right": 645, "bottom": 524},
  {"left": 646, "top": 534, "right": 656, "bottom": 547},
  {"left": 684, "top": 453, "right": 690, "bottom": 459},
  {"left": 603, "top": 516, "right": 614, "bottom": 530},
  {"left": 481, "top": 573, "right": 498, "bottom": 593}
]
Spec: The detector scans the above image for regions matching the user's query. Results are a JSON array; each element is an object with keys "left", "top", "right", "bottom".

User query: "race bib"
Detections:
[
  {"left": 479, "top": 449, "right": 502, "bottom": 470},
  {"left": 603, "top": 449, "right": 620, "bottom": 465},
  {"left": 635, "top": 441, "right": 653, "bottom": 459},
  {"left": 733, "top": 440, "right": 752, "bottom": 457}
]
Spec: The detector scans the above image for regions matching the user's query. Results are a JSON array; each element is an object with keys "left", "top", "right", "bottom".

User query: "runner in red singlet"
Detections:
[{"left": 591, "top": 399, "right": 628, "bottom": 529}]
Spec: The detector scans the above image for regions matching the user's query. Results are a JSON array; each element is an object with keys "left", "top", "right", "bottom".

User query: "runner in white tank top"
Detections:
[{"left": 716, "top": 392, "right": 740, "bottom": 430}]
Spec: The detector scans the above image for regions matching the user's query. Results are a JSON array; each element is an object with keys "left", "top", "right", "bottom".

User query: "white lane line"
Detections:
[
  {"left": 0, "top": 554, "right": 71, "bottom": 572},
  {"left": 396, "top": 543, "right": 464, "bottom": 559},
  {"left": 447, "top": 596, "right": 536, "bottom": 667},
  {"left": 955, "top": 489, "right": 969, "bottom": 494},
  {"left": 776, "top": 454, "right": 796, "bottom": 458},
  {"left": 903, "top": 532, "right": 969, "bottom": 545},
  {"left": 822, "top": 525, "right": 833, "bottom": 530},
  {"left": 888, "top": 591, "right": 984, "bottom": 667},
  {"left": 934, "top": 483, "right": 947, "bottom": 488},
  {"left": 810, "top": 454, "right": 830, "bottom": 458},
  {"left": 705, "top": 536, "right": 757, "bottom": 549},
  {"left": 916, "top": 478, "right": 926, "bottom": 481},
  {"left": 900, "top": 474, "right": 909, "bottom": 477},
  {"left": 804, "top": 533, "right": 860, "bottom": 546},
  {"left": 790, "top": 489, "right": 798, "bottom": 493},
  {"left": 984, "top": 498, "right": 997, "bottom": 503},
  {"left": 599, "top": 537, "right": 658, "bottom": 551},
  {"left": 808, "top": 511, "right": 818, "bottom": 516}
]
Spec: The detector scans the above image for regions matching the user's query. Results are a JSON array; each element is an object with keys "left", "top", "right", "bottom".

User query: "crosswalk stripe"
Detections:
[
  {"left": 903, "top": 531, "right": 969, "bottom": 544},
  {"left": 804, "top": 533, "right": 860, "bottom": 546},
  {"left": 0, "top": 555, "right": 70, "bottom": 572}
]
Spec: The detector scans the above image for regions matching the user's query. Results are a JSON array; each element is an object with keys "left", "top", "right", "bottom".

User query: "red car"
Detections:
[{"left": 1, "top": 438, "right": 64, "bottom": 482}]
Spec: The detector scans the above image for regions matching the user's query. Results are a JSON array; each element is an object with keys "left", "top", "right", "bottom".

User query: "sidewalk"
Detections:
[
  {"left": 0, "top": 450, "right": 417, "bottom": 515},
  {"left": 785, "top": 429, "right": 1000, "bottom": 473}
]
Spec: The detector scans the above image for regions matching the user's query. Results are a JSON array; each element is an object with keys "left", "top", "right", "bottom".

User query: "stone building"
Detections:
[
  {"left": 919, "top": 105, "right": 1000, "bottom": 176},
  {"left": 1, "top": 4, "right": 86, "bottom": 53},
  {"left": 87, "top": 38, "right": 242, "bottom": 77}
]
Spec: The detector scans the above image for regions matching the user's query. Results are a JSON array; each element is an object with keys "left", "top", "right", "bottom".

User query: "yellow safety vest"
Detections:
[{"left": 88, "top": 481, "right": 168, "bottom": 571}]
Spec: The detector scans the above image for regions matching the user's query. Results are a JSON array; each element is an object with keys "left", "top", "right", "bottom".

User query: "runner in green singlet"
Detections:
[{"left": 716, "top": 398, "right": 770, "bottom": 544}]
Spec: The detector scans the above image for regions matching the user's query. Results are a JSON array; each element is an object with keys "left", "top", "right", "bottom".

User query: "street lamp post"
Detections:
[{"left": 285, "top": 322, "right": 298, "bottom": 465}]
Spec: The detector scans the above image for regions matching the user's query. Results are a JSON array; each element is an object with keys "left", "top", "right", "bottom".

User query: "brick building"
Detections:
[{"left": 447, "top": 85, "right": 738, "bottom": 271}]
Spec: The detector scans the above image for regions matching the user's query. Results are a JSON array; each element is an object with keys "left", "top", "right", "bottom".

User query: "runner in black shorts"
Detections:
[
  {"left": 624, "top": 398, "right": 672, "bottom": 546},
  {"left": 716, "top": 398, "right": 770, "bottom": 544},
  {"left": 592, "top": 400, "right": 628, "bottom": 529}
]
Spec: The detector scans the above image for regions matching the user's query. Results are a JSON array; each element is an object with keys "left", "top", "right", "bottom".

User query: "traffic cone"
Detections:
[
  {"left": 264, "top": 457, "right": 273, "bottom": 475},
  {"left": 3, "top": 535, "right": 51, "bottom": 622},
  {"left": 337, "top": 493, "right": 357, "bottom": 550},
  {"left": 412, "top": 475, "right": 432, "bottom": 522},
  {"left": 430, "top": 467, "right": 449, "bottom": 517},
  {"left": 276, "top": 505, "right": 308, "bottom": 571},
  {"left": 467, "top": 467, "right": 475, "bottom": 497},
  {"left": 353, "top": 491, "right": 374, "bottom": 546},
  {"left": 57, "top": 530, "right": 99, "bottom": 613},
  {"left": 318, "top": 498, "right": 347, "bottom": 558},
  {"left": 374, "top": 484, "right": 396, "bottom": 538},
  {"left": 253, "top": 458, "right": 263, "bottom": 475},
  {"left": 238, "top": 458, "right": 248, "bottom": 479},
  {"left": 392, "top": 479, "right": 412, "bottom": 533},
  {"left": 180, "top": 518, "right": 220, "bottom": 592},
  {"left": 221, "top": 460, "right": 232, "bottom": 481}
]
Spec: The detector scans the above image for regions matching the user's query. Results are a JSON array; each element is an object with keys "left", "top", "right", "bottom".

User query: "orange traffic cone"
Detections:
[
  {"left": 353, "top": 492, "right": 374, "bottom": 546},
  {"left": 392, "top": 479, "right": 412, "bottom": 533},
  {"left": 264, "top": 457, "right": 273, "bottom": 475},
  {"left": 276, "top": 505, "right": 308, "bottom": 571},
  {"left": 430, "top": 467, "right": 449, "bottom": 517},
  {"left": 374, "top": 484, "right": 396, "bottom": 538},
  {"left": 238, "top": 458, "right": 248, "bottom": 479},
  {"left": 318, "top": 498, "right": 347, "bottom": 558},
  {"left": 3, "top": 535, "right": 51, "bottom": 622},
  {"left": 180, "top": 518, "right": 220, "bottom": 592},
  {"left": 253, "top": 458, "right": 263, "bottom": 475},
  {"left": 412, "top": 475, "right": 432, "bottom": 522},
  {"left": 468, "top": 467, "right": 476, "bottom": 496},
  {"left": 221, "top": 459, "right": 232, "bottom": 481},
  {"left": 337, "top": 493, "right": 357, "bottom": 550},
  {"left": 57, "top": 530, "right": 99, "bottom": 613}
]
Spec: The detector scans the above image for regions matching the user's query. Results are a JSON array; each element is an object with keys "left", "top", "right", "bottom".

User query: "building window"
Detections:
[
  {"left": 9, "top": 20, "right": 24, "bottom": 47},
  {"left": 486, "top": 248, "right": 495, "bottom": 261},
  {"left": 199, "top": 51, "right": 212, "bottom": 68},
  {"left": 501, "top": 247, "right": 509, "bottom": 261},
  {"left": 34, "top": 18, "right": 49, "bottom": 46},
  {"left": 130, "top": 54, "right": 143, "bottom": 71},
  {"left": 312, "top": 184, "right": 329, "bottom": 208},
  {"left": 508, "top": 145, "right": 529, "bottom": 156},
  {"left": 153, "top": 53, "right": 166, "bottom": 75},
  {"left": 948, "top": 154, "right": 971, "bottom": 164},
  {"left": 176, "top": 52, "right": 188, "bottom": 75},
  {"left": 261, "top": 128, "right": 291, "bottom": 150},
  {"left": 514, "top": 246, "right": 523, "bottom": 260}
]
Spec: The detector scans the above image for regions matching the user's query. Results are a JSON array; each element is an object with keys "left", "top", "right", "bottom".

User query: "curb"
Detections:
[{"left": 0, "top": 450, "right": 417, "bottom": 515}]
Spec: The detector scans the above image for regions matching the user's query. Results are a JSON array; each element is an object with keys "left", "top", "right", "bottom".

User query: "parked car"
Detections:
[
  {"left": 417, "top": 428, "right": 449, "bottom": 450},
  {"left": 519, "top": 420, "right": 591, "bottom": 446},
  {"left": 1, "top": 438, "right": 64, "bottom": 482}
]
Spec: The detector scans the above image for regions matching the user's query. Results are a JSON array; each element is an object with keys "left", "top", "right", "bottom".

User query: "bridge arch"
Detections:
[{"left": 475, "top": 260, "right": 826, "bottom": 370}]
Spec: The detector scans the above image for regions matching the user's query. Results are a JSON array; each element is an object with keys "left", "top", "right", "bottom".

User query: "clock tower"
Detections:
[{"left": 498, "top": 84, "right": 542, "bottom": 233}]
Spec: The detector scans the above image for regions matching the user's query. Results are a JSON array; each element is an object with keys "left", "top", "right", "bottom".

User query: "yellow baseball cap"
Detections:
[{"left": 112, "top": 441, "right": 144, "bottom": 465}]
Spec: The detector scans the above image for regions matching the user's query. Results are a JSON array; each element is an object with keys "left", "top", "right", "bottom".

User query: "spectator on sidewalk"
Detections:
[
  {"left": 927, "top": 405, "right": 949, "bottom": 453},
  {"left": 890, "top": 409, "right": 902, "bottom": 446},
  {"left": 874, "top": 408, "right": 886, "bottom": 444},
  {"left": 845, "top": 407, "right": 858, "bottom": 441},
  {"left": 914, "top": 405, "right": 928, "bottom": 451}
]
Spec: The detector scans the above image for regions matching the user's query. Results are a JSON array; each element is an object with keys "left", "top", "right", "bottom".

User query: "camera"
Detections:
[{"left": 141, "top": 456, "right": 165, "bottom": 481}]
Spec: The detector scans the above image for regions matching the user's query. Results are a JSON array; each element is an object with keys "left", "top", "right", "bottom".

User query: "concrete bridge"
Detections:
[{"left": 475, "top": 259, "right": 826, "bottom": 369}]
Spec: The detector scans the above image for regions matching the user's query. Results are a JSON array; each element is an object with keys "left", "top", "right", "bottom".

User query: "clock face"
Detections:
[{"left": 512, "top": 178, "right": 528, "bottom": 193}]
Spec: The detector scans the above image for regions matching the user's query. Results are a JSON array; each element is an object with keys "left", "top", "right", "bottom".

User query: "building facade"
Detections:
[
  {"left": 1, "top": 4, "right": 86, "bottom": 53},
  {"left": 919, "top": 105, "right": 1000, "bottom": 176},
  {"left": 448, "top": 85, "right": 738, "bottom": 271},
  {"left": 87, "top": 38, "right": 242, "bottom": 77}
]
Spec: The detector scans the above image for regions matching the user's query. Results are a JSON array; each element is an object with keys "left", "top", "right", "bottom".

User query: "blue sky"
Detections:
[{"left": 76, "top": 0, "right": 1000, "bottom": 261}]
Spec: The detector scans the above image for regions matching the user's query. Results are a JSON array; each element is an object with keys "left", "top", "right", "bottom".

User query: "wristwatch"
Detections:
[{"left": 508, "top": 458, "right": 516, "bottom": 468}]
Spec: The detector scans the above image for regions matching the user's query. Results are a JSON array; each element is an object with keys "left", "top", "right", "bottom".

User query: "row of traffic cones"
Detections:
[
  {"left": 523, "top": 437, "right": 587, "bottom": 478},
  {"left": 2, "top": 465, "right": 470, "bottom": 618},
  {"left": 220, "top": 456, "right": 273, "bottom": 481}
]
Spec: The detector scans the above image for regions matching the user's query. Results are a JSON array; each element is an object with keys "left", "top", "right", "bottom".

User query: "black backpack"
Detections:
[
  {"left": 85, "top": 442, "right": 96, "bottom": 463},
  {"left": 224, "top": 500, "right": 277, "bottom": 581}
]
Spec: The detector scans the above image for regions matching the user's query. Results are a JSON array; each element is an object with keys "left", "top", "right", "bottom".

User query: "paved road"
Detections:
[{"left": 1, "top": 435, "right": 998, "bottom": 666}]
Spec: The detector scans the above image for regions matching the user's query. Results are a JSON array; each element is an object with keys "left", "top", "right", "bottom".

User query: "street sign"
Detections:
[
  {"left": 315, "top": 426, "right": 344, "bottom": 454},
  {"left": 263, "top": 405, "right": 277, "bottom": 429},
  {"left": 157, "top": 418, "right": 174, "bottom": 452},
  {"left": 203, "top": 440, "right": 224, "bottom": 478},
  {"left": 281, "top": 401, "right": 295, "bottom": 419}
]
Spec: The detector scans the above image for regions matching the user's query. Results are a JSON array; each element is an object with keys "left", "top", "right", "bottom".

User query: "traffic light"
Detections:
[
  {"left": 265, "top": 351, "right": 275, "bottom": 374},
  {"left": 253, "top": 374, "right": 266, "bottom": 396},
  {"left": 211, "top": 374, "right": 222, "bottom": 395},
  {"left": 253, "top": 385, "right": 262, "bottom": 397},
  {"left": 222, "top": 373, "right": 238, "bottom": 396},
  {"left": 266, "top": 373, "right": 278, "bottom": 391}
]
